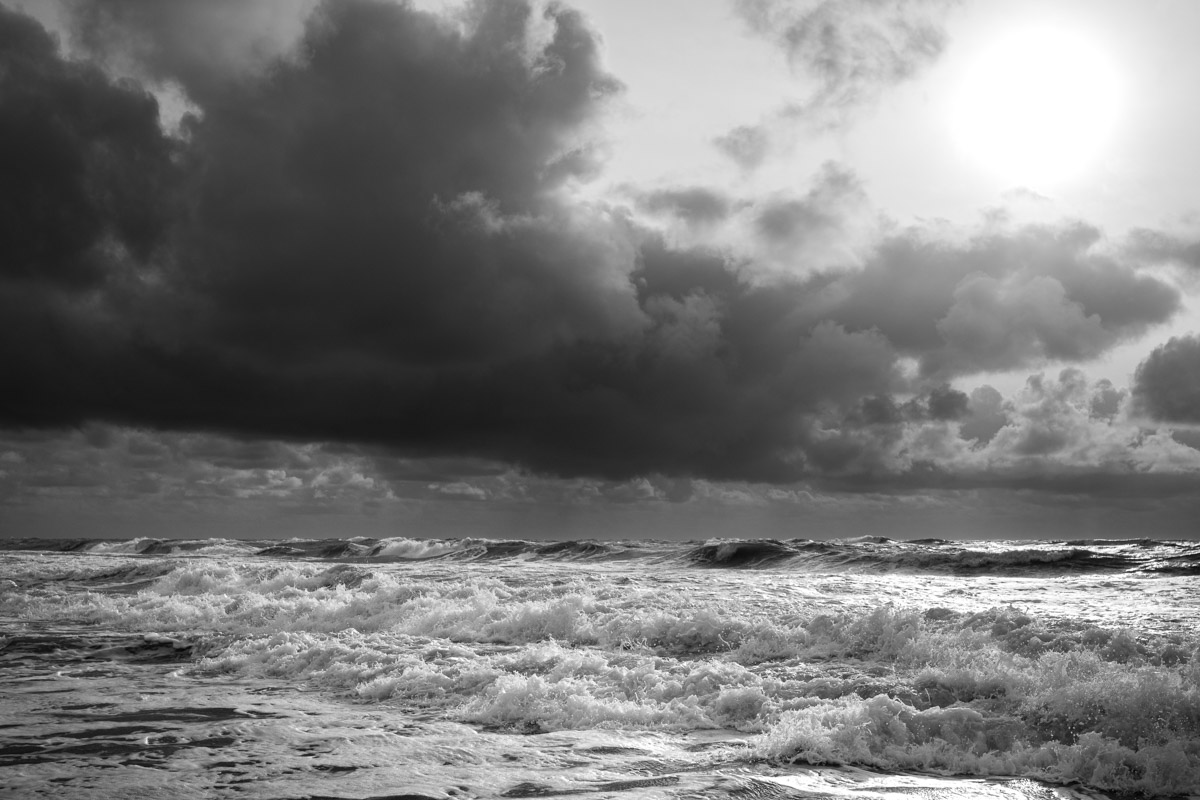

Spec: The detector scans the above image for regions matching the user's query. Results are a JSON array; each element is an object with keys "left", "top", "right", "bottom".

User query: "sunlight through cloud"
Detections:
[{"left": 950, "top": 25, "right": 1124, "bottom": 189}]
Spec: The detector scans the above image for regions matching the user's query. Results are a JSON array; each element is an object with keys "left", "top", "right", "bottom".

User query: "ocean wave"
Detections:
[
  {"left": 189, "top": 614, "right": 1200, "bottom": 797},
  {"left": 758, "top": 692, "right": 1200, "bottom": 797},
  {"left": 686, "top": 539, "right": 798, "bottom": 567},
  {"left": 6, "top": 541, "right": 1199, "bottom": 799},
  {"left": 82, "top": 537, "right": 262, "bottom": 557},
  {"left": 864, "top": 547, "right": 1144, "bottom": 574},
  {"left": 86, "top": 537, "right": 161, "bottom": 555},
  {"left": 27, "top": 553, "right": 1196, "bottom": 670},
  {"left": 363, "top": 537, "right": 631, "bottom": 563},
  {"left": 1145, "top": 550, "right": 1200, "bottom": 575},
  {"left": 533, "top": 540, "right": 616, "bottom": 559},
  {"left": 669, "top": 540, "right": 1148, "bottom": 575},
  {"left": 0, "top": 537, "right": 102, "bottom": 553},
  {"left": 367, "top": 536, "right": 489, "bottom": 560},
  {"left": 254, "top": 538, "right": 375, "bottom": 559},
  {"left": 2, "top": 536, "right": 1194, "bottom": 575}
]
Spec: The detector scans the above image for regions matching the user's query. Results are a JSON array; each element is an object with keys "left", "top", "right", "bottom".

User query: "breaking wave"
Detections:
[{"left": 5, "top": 536, "right": 1194, "bottom": 577}]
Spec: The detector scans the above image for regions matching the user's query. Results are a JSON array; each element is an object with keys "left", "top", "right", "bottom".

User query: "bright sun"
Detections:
[{"left": 950, "top": 26, "right": 1123, "bottom": 189}]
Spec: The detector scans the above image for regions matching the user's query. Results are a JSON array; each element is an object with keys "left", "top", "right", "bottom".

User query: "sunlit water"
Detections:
[{"left": 1, "top": 536, "right": 1198, "bottom": 799}]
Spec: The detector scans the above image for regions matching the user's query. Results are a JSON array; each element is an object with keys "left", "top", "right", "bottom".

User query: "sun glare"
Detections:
[{"left": 950, "top": 26, "right": 1123, "bottom": 189}]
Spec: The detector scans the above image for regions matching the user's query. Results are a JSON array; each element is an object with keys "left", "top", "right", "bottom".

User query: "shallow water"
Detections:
[{"left": 1, "top": 536, "right": 1198, "bottom": 799}]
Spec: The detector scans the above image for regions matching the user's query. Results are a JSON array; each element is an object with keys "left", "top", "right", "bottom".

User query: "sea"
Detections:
[{"left": 1, "top": 536, "right": 1198, "bottom": 800}]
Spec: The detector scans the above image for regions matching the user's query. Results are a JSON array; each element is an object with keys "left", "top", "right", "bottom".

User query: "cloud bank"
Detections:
[{"left": 0, "top": 0, "right": 1194, "bottom": 503}]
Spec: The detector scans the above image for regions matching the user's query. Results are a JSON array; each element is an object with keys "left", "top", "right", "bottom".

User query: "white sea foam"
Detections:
[
  {"left": 758, "top": 695, "right": 1200, "bottom": 796},
  {"left": 87, "top": 537, "right": 158, "bottom": 554},
  {"left": 370, "top": 536, "right": 476, "bottom": 559},
  {"left": 3, "top": 542, "right": 1199, "bottom": 799}
]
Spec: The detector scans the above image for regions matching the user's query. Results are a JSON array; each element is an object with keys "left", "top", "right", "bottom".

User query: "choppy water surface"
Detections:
[{"left": 1, "top": 536, "right": 1198, "bottom": 799}]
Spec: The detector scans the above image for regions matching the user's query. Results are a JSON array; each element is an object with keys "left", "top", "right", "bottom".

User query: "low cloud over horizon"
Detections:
[{"left": 3, "top": 0, "right": 1200, "bottom": 537}]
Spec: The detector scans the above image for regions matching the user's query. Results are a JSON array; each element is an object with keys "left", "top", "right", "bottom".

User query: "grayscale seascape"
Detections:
[{"left": 5, "top": 0, "right": 1200, "bottom": 798}]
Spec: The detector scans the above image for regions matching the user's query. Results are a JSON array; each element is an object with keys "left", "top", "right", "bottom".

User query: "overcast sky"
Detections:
[{"left": 3, "top": 0, "right": 1200, "bottom": 540}]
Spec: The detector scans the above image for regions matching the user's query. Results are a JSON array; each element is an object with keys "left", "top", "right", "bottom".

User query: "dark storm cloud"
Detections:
[
  {"left": 925, "top": 384, "right": 969, "bottom": 421},
  {"left": 0, "top": 4, "right": 176, "bottom": 289},
  {"left": 5, "top": 0, "right": 889, "bottom": 483},
  {"left": 66, "top": 0, "right": 319, "bottom": 94},
  {"left": 160, "top": 0, "right": 636, "bottom": 368},
  {"left": 0, "top": 1, "right": 1188, "bottom": 492},
  {"left": 393, "top": 256, "right": 905, "bottom": 481},
  {"left": 732, "top": 0, "right": 956, "bottom": 127},
  {"left": 1133, "top": 335, "right": 1200, "bottom": 423},
  {"left": 2, "top": 0, "right": 639, "bottom": 408},
  {"left": 1173, "top": 429, "right": 1200, "bottom": 452}
]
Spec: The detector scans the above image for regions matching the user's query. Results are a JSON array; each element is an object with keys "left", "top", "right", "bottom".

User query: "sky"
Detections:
[{"left": 2, "top": 0, "right": 1200, "bottom": 541}]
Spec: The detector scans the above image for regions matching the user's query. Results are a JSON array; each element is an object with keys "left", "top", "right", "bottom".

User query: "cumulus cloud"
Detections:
[
  {"left": 1133, "top": 335, "right": 1200, "bottom": 423},
  {"left": 1089, "top": 379, "right": 1125, "bottom": 421},
  {"left": 812, "top": 222, "right": 1179, "bottom": 378},
  {"left": 934, "top": 274, "right": 1112, "bottom": 372},
  {"left": 996, "top": 370, "right": 1097, "bottom": 457},
  {"left": 1124, "top": 228, "right": 1200, "bottom": 272},
  {"left": 802, "top": 369, "right": 1200, "bottom": 497},
  {"left": 959, "top": 386, "right": 1007, "bottom": 445},
  {"left": 713, "top": 123, "right": 771, "bottom": 170},
  {"left": 985, "top": 369, "right": 1198, "bottom": 479},
  {"left": 635, "top": 186, "right": 733, "bottom": 227},
  {"left": 925, "top": 384, "right": 969, "bottom": 421},
  {"left": 629, "top": 163, "right": 874, "bottom": 275},
  {"left": 754, "top": 163, "right": 866, "bottom": 246}
]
